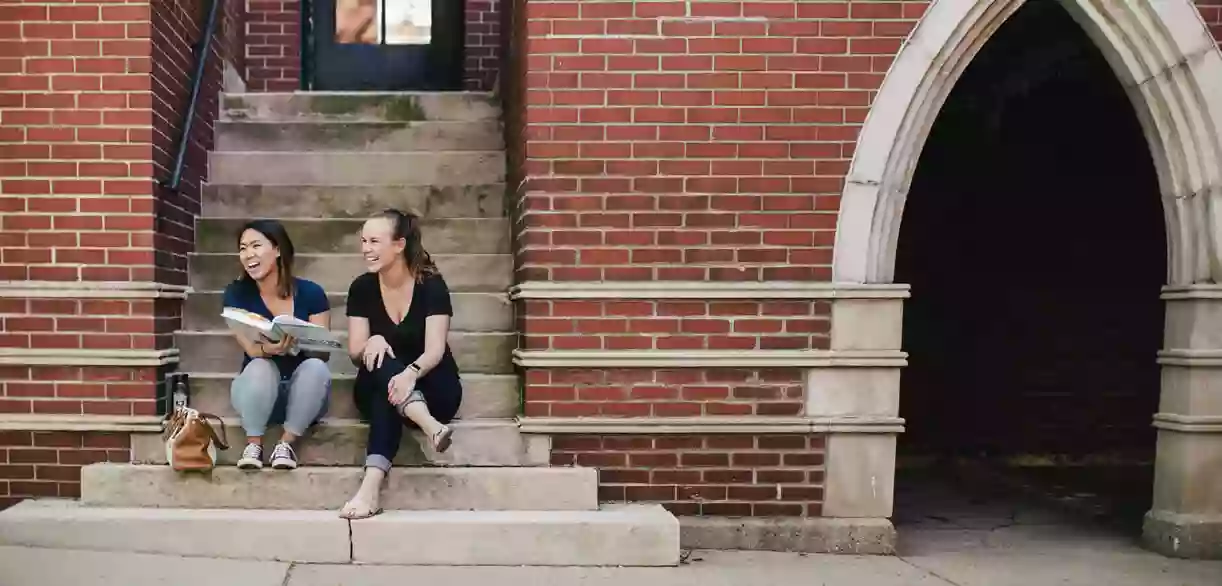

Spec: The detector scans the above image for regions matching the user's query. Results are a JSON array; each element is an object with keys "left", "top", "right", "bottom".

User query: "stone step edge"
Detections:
[
  {"left": 80, "top": 463, "right": 599, "bottom": 512},
  {"left": 216, "top": 119, "right": 503, "bottom": 126},
  {"left": 212, "top": 149, "right": 506, "bottom": 156},
  {"left": 201, "top": 182, "right": 508, "bottom": 188},
  {"left": 184, "top": 371, "right": 517, "bottom": 382},
  {"left": 221, "top": 91, "right": 497, "bottom": 100},
  {"left": 189, "top": 252, "right": 512, "bottom": 258},
  {"left": 183, "top": 289, "right": 510, "bottom": 297},
  {"left": 197, "top": 216, "right": 504, "bottom": 222},
  {"left": 0, "top": 500, "right": 679, "bottom": 566},
  {"left": 177, "top": 329, "right": 515, "bottom": 337}
]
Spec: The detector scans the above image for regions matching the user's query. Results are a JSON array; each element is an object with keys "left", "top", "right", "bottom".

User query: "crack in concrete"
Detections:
[
  {"left": 280, "top": 562, "right": 296, "bottom": 586},
  {"left": 897, "top": 554, "right": 967, "bottom": 586}
]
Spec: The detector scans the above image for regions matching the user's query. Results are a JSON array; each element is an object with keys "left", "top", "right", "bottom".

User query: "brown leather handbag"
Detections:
[{"left": 163, "top": 406, "right": 230, "bottom": 472}]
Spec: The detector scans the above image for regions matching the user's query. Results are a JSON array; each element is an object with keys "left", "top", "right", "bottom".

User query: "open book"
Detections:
[{"left": 221, "top": 307, "right": 343, "bottom": 354}]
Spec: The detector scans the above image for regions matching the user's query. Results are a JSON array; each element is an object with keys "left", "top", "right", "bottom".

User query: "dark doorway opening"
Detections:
[
  {"left": 893, "top": 1, "right": 1167, "bottom": 546},
  {"left": 306, "top": 0, "right": 465, "bottom": 91}
]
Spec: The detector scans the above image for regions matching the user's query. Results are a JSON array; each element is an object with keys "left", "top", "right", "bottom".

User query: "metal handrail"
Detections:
[{"left": 162, "top": 0, "right": 223, "bottom": 192}]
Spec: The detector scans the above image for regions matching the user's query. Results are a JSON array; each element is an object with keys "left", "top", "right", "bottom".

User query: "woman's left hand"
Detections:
[{"left": 387, "top": 370, "right": 418, "bottom": 406}]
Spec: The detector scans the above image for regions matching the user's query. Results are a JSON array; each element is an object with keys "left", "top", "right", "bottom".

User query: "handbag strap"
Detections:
[{"left": 196, "top": 411, "right": 231, "bottom": 451}]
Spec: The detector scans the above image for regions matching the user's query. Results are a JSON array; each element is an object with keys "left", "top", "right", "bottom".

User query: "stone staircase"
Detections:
[{"left": 0, "top": 92, "right": 679, "bottom": 566}]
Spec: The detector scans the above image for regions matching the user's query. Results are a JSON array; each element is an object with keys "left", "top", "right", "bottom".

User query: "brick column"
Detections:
[{"left": 0, "top": 0, "right": 241, "bottom": 505}]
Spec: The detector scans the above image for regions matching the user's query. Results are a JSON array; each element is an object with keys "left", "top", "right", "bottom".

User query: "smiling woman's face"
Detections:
[
  {"left": 361, "top": 217, "right": 404, "bottom": 273},
  {"left": 238, "top": 228, "right": 280, "bottom": 282}
]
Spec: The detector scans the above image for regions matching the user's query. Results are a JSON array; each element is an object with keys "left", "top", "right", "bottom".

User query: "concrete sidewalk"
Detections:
[{"left": 1, "top": 537, "right": 1218, "bottom": 586}]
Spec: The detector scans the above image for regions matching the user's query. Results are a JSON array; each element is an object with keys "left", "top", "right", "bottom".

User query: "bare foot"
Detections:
[{"left": 339, "top": 468, "right": 385, "bottom": 519}]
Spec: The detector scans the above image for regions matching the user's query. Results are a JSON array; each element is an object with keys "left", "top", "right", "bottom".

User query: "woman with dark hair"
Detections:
[
  {"left": 222, "top": 220, "right": 332, "bottom": 471},
  {"left": 339, "top": 209, "right": 462, "bottom": 519}
]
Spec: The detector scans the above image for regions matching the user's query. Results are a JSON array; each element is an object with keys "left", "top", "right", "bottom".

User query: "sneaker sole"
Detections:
[
  {"left": 237, "top": 460, "right": 263, "bottom": 470},
  {"left": 270, "top": 459, "right": 297, "bottom": 470}
]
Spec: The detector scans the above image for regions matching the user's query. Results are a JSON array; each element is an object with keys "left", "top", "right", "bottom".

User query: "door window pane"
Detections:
[{"left": 335, "top": 0, "right": 431, "bottom": 45}]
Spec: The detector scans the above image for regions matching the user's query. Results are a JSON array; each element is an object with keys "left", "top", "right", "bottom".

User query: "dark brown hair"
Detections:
[
  {"left": 237, "top": 219, "right": 296, "bottom": 299},
  {"left": 380, "top": 208, "right": 438, "bottom": 282}
]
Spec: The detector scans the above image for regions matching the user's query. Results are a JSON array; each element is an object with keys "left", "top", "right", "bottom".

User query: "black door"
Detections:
[{"left": 307, "top": 0, "right": 464, "bottom": 91}]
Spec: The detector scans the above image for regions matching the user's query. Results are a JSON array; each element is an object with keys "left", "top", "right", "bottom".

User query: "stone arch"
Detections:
[{"left": 833, "top": 0, "right": 1222, "bottom": 285}]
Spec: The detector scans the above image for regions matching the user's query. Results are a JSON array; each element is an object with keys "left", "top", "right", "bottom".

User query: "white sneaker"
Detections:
[
  {"left": 270, "top": 441, "right": 298, "bottom": 470},
  {"left": 237, "top": 443, "right": 263, "bottom": 470}
]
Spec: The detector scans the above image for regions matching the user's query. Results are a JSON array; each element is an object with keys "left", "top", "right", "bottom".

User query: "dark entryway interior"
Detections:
[{"left": 893, "top": 1, "right": 1166, "bottom": 539}]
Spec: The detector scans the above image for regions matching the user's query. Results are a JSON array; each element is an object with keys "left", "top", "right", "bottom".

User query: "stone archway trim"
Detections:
[{"left": 832, "top": 0, "right": 1222, "bottom": 285}]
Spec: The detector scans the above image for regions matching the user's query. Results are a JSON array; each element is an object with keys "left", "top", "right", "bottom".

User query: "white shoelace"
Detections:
[
  {"left": 241, "top": 443, "right": 262, "bottom": 460},
  {"left": 271, "top": 442, "right": 295, "bottom": 462}
]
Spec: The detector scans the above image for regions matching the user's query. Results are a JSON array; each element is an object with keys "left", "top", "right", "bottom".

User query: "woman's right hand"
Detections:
[
  {"left": 260, "top": 335, "right": 295, "bottom": 356},
  {"left": 361, "top": 335, "right": 395, "bottom": 371}
]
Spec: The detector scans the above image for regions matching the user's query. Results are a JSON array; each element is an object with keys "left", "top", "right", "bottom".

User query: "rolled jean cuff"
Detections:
[{"left": 365, "top": 454, "right": 392, "bottom": 472}]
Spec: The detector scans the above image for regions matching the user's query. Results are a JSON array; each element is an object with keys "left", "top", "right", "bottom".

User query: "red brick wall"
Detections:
[
  {"left": 246, "top": 0, "right": 298, "bottom": 92},
  {"left": 510, "top": 0, "right": 929, "bottom": 518},
  {"left": 0, "top": 0, "right": 157, "bottom": 284},
  {"left": 152, "top": 0, "right": 242, "bottom": 284},
  {"left": 554, "top": 433, "right": 826, "bottom": 516},
  {"left": 0, "top": 431, "right": 131, "bottom": 505},
  {"left": 526, "top": 369, "right": 805, "bottom": 418},
  {"left": 244, "top": 1, "right": 501, "bottom": 92},
  {"left": 515, "top": 1, "right": 929, "bottom": 284},
  {"left": 0, "top": 0, "right": 241, "bottom": 505},
  {"left": 466, "top": 0, "right": 501, "bottom": 90},
  {"left": 522, "top": 299, "right": 830, "bottom": 352},
  {"left": 1198, "top": 0, "right": 1222, "bottom": 40}
]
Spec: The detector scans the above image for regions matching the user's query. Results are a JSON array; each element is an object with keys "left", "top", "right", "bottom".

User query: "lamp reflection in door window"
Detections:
[{"left": 335, "top": 0, "right": 431, "bottom": 45}]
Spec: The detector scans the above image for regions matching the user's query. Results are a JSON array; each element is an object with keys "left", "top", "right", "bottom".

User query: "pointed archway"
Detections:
[{"left": 832, "top": 0, "right": 1222, "bottom": 559}]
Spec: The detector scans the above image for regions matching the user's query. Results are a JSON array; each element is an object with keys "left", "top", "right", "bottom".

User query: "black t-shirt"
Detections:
[{"left": 345, "top": 272, "right": 460, "bottom": 380}]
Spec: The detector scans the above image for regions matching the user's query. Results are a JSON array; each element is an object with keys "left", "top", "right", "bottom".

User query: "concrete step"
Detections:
[
  {"left": 196, "top": 217, "right": 510, "bottom": 255},
  {"left": 189, "top": 252, "right": 513, "bottom": 292},
  {"left": 221, "top": 91, "right": 500, "bottom": 123},
  {"left": 187, "top": 372, "right": 520, "bottom": 420},
  {"left": 210, "top": 151, "right": 505, "bottom": 186},
  {"left": 352, "top": 505, "right": 679, "bottom": 566},
  {"left": 183, "top": 291, "right": 513, "bottom": 332},
  {"left": 131, "top": 418, "right": 549, "bottom": 467},
  {"left": 216, "top": 120, "right": 504, "bottom": 152},
  {"left": 202, "top": 184, "right": 507, "bottom": 219},
  {"left": 0, "top": 500, "right": 680, "bottom": 566},
  {"left": 175, "top": 331, "right": 515, "bottom": 375},
  {"left": 81, "top": 464, "right": 594, "bottom": 511}
]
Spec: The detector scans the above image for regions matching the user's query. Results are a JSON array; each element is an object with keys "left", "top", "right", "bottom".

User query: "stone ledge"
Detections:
[
  {"left": 1157, "top": 350, "right": 1222, "bottom": 366},
  {"left": 1162, "top": 284, "right": 1222, "bottom": 299},
  {"left": 0, "top": 348, "right": 179, "bottom": 367},
  {"left": 510, "top": 281, "right": 910, "bottom": 300},
  {"left": 513, "top": 349, "right": 907, "bottom": 368},
  {"left": 1143, "top": 510, "right": 1222, "bottom": 560},
  {"left": 518, "top": 416, "right": 905, "bottom": 435},
  {"left": 679, "top": 516, "right": 896, "bottom": 555},
  {"left": 1152, "top": 413, "right": 1222, "bottom": 433},
  {"left": 0, "top": 414, "right": 164, "bottom": 433},
  {"left": 0, "top": 281, "right": 190, "bottom": 299}
]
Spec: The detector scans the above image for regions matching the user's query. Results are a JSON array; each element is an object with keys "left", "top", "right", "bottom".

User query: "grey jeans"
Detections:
[{"left": 230, "top": 358, "right": 331, "bottom": 438}]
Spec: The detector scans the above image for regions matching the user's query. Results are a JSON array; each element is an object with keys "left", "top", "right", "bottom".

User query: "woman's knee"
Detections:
[
  {"left": 295, "top": 358, "right": 332, "bottom": 385},
  {"left": 232, "top": 358, "right": 280, "bottom": 397}
]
